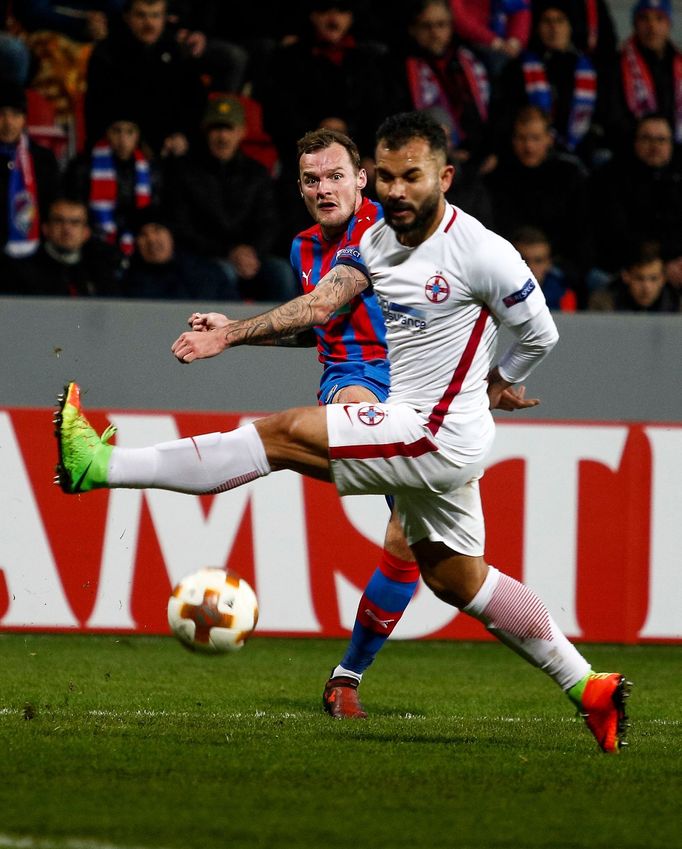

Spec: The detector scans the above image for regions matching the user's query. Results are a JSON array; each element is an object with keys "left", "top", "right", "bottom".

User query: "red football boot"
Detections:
[
  {"left": 322, "top": 675, "right": 368, "bottom": 719},
  {"left": 578, "top": 672, "right": 632, "bottom": 753}
]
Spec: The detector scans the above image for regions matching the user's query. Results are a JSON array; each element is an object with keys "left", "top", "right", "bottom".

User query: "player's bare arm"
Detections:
[
  {"left": 171, "top": 264, "right": 369, "bottom": 363},
  {"left": 187, "top": 312, "right": 315, "bottom": 348}
]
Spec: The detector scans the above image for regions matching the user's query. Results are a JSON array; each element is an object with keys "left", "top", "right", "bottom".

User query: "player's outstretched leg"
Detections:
[
  {"left": 54, "top": 381, "right": 287, "bottom": 496},
  {"left": 323, "top": 548, "right": 419, "bottom": 719}
]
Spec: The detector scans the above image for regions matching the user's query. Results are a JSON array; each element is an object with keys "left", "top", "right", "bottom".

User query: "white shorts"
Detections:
[{"left": 326, "top": 402, "right": 488, "bottom": 555}]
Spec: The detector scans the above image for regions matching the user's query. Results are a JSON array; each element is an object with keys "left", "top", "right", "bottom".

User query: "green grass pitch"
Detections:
[{"left": 1, "top": 634, "right": 681, "bottom": 849}]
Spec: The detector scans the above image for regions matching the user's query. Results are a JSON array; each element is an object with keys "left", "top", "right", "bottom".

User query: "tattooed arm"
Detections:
[{"left": 170, "top": 264, "right": 369, "bottom": 363}]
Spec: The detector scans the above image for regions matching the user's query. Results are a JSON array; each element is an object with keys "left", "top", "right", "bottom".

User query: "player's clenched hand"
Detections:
[
  {"left": 187, "top": 311, "right": 229, "bottom": 332},
  {"left": 493, "top": 385, "right": 540, "bottom": 411},
  {"left": 171, "top": 330, "right": 226, "bottom": 363}
]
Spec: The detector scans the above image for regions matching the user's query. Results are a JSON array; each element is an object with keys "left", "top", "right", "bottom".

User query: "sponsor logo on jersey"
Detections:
[
  {"left": 503, "top": 278, "right": 535, "bottom": 307},
  {"left": 377, "top": 295, "right": 428, "bottom": 331},
  {"left": 425, "top": 274, "right": 451, "bottom": 303},
  {"left": 335, "top": 246, "right": 363, "bottom": 264},
  {"left": 357, "top": 405, "right": 385, "bottom": 426}
]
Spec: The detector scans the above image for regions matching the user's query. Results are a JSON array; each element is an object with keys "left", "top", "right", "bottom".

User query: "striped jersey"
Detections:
[{"left": 290, "top": 197, "right": 387, "bottom": 366}]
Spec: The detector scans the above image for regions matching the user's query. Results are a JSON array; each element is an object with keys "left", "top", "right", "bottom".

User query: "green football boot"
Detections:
[{"left": 54, "top": 381, "right": 116, "bottom": 493}]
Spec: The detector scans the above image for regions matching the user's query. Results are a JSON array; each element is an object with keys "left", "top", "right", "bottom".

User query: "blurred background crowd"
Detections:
[{"left": 0, "top": 0, "right": 680, "bottom": 312}]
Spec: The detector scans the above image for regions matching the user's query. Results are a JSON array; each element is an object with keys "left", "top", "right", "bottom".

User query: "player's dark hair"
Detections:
[
  {"left": 375, "top": 111, "right": 448, "bottom": 159},
  {"left": 297, "top": 128, "right": 361, "bottom": 172}
]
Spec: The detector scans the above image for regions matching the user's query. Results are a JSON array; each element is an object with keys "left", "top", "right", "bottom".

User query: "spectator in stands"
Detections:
[
  {"left": 564, "top": 0, "right": 618, "bottom": 72},
  {"left": 589, "top": 113, "right": 682, "bottom": 285},
  {"left": 1, "top": 196, "right": 123, "bottom": 295},
  {"left": 0, "top": 82, "right": 58, "bottom": 260},
  {"left": 63, "top": 111, "right": 161, "bottom": 257},
  {"left": 484, "top": 105, "right": 592, "bottom": 287},
  {"left": 511, "top": 225, "right": 578, "bottom": 311},
  {"left": 0, "top": 2, "right": 31, "bottom": 85},
  {"left": 123, "top": 207, "right": 228, "bottom": 299},
  {"left": 449, "top": 0, "right": 530, "bottom": 77},
  {"left": 164, "top": 94, "right": 297, "bottom": 302},
  {"left": 491, "top": 1, "right": 616, "bottom": 165},
  {"left": 12, "top": 1, "right": 117, "bottom": 133},
  {"left": 394, "top": 0, "right": 492, "bottom": 167},
  {"left": 163, "top": 1, "right": 248, "bottom": 93},
  {"left": 261, "top": 0, "right": 392, "bottom": 162},
  {"left": 84, "top": 0, "right": 204, "bottom": 155},
  {"left": 589, "top": 240, "right": 681, "bottom": 313},
  {"left": 422, "top": 105, "right": 494, "bottom": 225},
  {"left": 618, "top": 0, "right": 682, "bottom": 146}
]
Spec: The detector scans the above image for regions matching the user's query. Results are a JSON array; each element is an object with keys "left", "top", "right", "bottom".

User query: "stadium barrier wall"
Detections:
[{"left": 1, "top": 298, "right": 681, "bottom": 642}]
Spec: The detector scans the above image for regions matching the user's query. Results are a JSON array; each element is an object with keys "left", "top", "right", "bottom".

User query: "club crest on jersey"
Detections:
[
  {"left": 503, "top": 278, "right": 535, "bottom": 307},
  {"left": 357, "top": 405, "right": 385, "bottom": 426},
  {"left": 425, "top": 274, "right": 450, "bottom": 303}
]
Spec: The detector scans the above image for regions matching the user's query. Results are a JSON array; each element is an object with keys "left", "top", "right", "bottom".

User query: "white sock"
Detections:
[
  {"left": 108, "top": 423, "right": 271, "bottom": 494},
  {"left": 332, "top": 665, "right": 362, "bottom": 683},
  {"left": 464, "top": 566, "right": 590, "bottom": 691}
]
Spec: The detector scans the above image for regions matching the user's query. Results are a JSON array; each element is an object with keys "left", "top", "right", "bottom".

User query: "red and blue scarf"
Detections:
[
  {"left": 4, "top": 133, "right": 40, "bottom": 258},
  {"left": 521, "top": 51, "right": 597, "bottom": 150},
  {"left": 89, "top": 141, "right": 151, "bottom": 255},
  {"left": 621, "top": 36, "right": 682, "bottom": 143},
  {"left": 406, "top": 47, "right": 489, "bottom": 147}
]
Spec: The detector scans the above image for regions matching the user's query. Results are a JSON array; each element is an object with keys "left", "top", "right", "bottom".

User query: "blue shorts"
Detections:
[{"left": 318, "top": 359, "right": 390, "bottom": 406}]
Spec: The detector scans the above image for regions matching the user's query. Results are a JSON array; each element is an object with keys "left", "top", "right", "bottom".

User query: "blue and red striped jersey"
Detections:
[{"left": 290, "top": 197, "right": 387, "bottom": 366}]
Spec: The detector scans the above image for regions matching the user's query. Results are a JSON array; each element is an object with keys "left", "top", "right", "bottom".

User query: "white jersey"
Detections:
[{"left": 359, "top": 203, "right": 557, "bottom": 460}]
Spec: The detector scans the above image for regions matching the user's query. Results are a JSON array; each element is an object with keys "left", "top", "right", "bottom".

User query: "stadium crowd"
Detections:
[{"left": 0, "top": 0, "right": 680, "bottom": 312}]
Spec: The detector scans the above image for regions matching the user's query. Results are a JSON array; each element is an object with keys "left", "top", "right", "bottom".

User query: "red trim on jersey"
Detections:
[
  {"left": 443, "top": 207, "right": 458, "bottom": 233},
  {"left": 329, "top": 435, "right": 437, "bottom": 461},
  {"left": 426, "top": 306, "right": 490, "bottom": 436}
]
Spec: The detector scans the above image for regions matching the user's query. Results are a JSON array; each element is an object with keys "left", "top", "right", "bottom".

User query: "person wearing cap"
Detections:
[
  {"left": 0, "top": 82, "right": 59, "bottom": 264},
  {"left": 619, "top": 0, "right": 682, "bottom": 145},
  {"left": 164, "top": 93, "right": 297, "bottom": 302},
  {"left": 62, "top": 112, "right": 161, "bottom": 257}
]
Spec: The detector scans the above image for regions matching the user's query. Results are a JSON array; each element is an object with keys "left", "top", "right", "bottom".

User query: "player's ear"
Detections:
[
  {"left": 297, "top": 179, "right": 304, "bottom": 198},
  {"left": 440, "top": 163, "right": 455, "bottom": 192},
  {"left": 357, "top": 168, "right": 368, "bottom": 190}
]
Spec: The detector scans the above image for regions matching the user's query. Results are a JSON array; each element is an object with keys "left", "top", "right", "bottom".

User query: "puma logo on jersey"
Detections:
[{"left": 301, "top": 269, "right": 312, "bottom": 285}]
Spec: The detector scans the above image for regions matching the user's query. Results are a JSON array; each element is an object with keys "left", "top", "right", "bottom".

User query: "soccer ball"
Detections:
[{"left": 167, "top": 567, "right": 259, "bottom": 653}]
